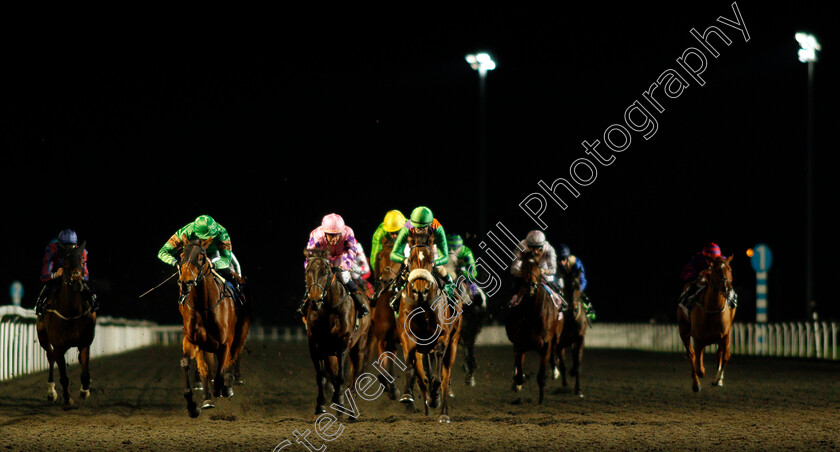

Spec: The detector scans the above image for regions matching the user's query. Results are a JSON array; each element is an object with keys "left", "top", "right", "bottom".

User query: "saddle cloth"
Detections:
[{"left": 509, "top": 284, "right": 564, "bottom": 321}]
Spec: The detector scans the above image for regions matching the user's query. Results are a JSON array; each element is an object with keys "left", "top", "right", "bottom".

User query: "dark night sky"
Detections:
[{"left": 1, "top": 2, "right": 835, "bottom": 326}]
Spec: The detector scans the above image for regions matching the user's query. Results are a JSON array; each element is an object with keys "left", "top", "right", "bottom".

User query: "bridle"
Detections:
[{"left": 178, "top": 242, "right": 227, "bottom": 311}]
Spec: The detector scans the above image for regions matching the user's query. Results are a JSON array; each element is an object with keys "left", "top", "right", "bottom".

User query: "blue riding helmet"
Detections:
[
  {"left": 58, "top": 229, "right": 78, "bottom": 245},
  {"left": 557, "top": 243, "right": 571, "bottom": 258}
]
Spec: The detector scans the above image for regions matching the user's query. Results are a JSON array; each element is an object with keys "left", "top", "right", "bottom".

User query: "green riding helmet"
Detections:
[
  {"left": 194, "top": 215, "right": 219, "bottom": 239},
  {"left": 447, "top": 233, "right": 463, "bottom": 249},
  {"left": 409, "top": 206, "right": 434, "bottom": 228}
]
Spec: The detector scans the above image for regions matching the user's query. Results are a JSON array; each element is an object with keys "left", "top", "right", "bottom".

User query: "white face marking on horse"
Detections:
[{"left": 419, "top": 251, "right": 425, "bottom": 262}]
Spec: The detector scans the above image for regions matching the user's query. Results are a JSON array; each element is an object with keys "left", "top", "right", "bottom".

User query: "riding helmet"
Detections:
[
  {"left": 383, "top": 210, "right": 406, "bottom": 232},
  {"left": 321, "top": 213, "right": 346, "bottom": 234},
  {"left": 58, "top": 229, "right": 78, "bottom": 245},
  {"left": 703, "top": 242, "right": 722, "bottom": 258},
  {"left": 409, "top": 206, "right": 434, "bottom": 228},
  {"left": 525, "top": 230, "right": 546, "bottom": 247},
  {"left": 448, "top": 234, "right": 463, "bottom": 249},
  {"left": 193, "top": 215, "right": 219, "bottom": 239}
]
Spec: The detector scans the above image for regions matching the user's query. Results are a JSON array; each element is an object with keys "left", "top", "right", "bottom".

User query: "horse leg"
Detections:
[
  {"left": 195, "top": 351, "right": 214, "bottom": 409},
  {"left": 512, "top": 348, "right": 526, "bottom": 392},
  {"left": 399, "top": 344, "right": 417, "bottom": 407},
  {"left": 45, "top": 350, "right": 58, "bottom": 403},
  {"left": 52, "top": 349, "right": 76, "bottom": 410},
  {"left": 537, "top": 344, "right": 550, "bottom": 404},
  {"left": 439, "top": 340, "right": 458, "bottom": 423},
  {"left": 691, "top": 340, "right": 705, "bottom": 393},
  {"left": 713, "top": 334, "right": 732, "bottom": 387},
  {"left": 376, "top": 337, "right": 397, "bottom": 400},
  {"left": 678, "top": 317, "right": 700, "bottom": 392},
  {"left": 181, "top": 338, "right": 201, "bottom": 418},
  {"left": 571, "top": 337, "right": 584, "bottom": 397},
  {"left": 414, "top": 351, "right": 431, "bottom": 416},
  {"left": 78, "top": 347, "right": 91, "bottom": 400},
  {"left": 328, "top": 354, "right": 345, "bottom": 417},
  {"left": 310, "top": 342, "right": 328, "bottom": 415},
  {"left": 220, "top": 344, "right": 236, "bottom": 398},
  {"left": 557, "top": 346, "right": 568, "bottom": 388},
  {"left": 464, "top": 336, "right": 477, "bottom": 387},
  {"left": 348, "top": 344, "right": 365, "bottom": 421}
]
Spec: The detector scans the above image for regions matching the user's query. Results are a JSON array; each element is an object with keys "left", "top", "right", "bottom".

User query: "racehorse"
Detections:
[
  {"left": 443, "top": 255, "right": 486, "bottom": 387},
  {"left": 553, "top": 267, "right": 588, "bottom": 397},
  {"left": 304, "top": 248, "right": 371, "bottom": 417},
  {"left": 677, "top": 255, "right": 737, "bottom": 392},
  {"left": 396, "top": 232, "right": 462, "bottom": 423},
  {"left": 36, "top": 241, "right": 96, "bottom": 410},
  {"left": 177, "top": 237, "right": 250, "bottom": 418},
  {"left": 367, "top": 242, "right": 403, "bottom": 400},
  {"left": 505, "top": 250, "right": 563, "bottom": 404}
]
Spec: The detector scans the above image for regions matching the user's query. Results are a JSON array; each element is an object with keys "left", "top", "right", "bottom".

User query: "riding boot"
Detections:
[
  {"left": 35, "top": 285, "right": 48, "bottom": 316},
  {"left": 389, "top": 272, "right": 408, "bottom": 311},
  {"left": 439, "top": 271, "right": 456, "bottom": 300},
  {"left": 81, "top": 282, "right": 99, "bottom": 312},
  {"left": 344, "top": 278, "right": 369, "bottom": 317},
  {"left": 581, "top": 292, "right": 595, "bottom": 321},
  {"left": 218, "top": 266, "right": 245, "bottom": 305}
]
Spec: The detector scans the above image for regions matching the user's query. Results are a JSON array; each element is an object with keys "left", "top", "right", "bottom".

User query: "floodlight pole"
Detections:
[
  {"left": 805, "top": 58, "right": 814, "bottom": 320},
  {"left": 466, "top": 53, "right": 495, "bottom": 236}
]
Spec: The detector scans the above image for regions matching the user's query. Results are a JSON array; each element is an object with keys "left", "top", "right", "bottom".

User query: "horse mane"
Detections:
[
  {"left": 304, "top": 248, "right": 330, "bottom": 261},
  {"left": 409, "top": 232, "right": 433, "bottom": 247}
]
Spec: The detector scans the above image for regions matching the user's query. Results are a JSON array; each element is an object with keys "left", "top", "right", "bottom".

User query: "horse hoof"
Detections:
[
  {"left": 46, "top": 391, "right": 58, "bottom": 403},
  {"left": 193, "top": 382, "right": 204, "bottom": 391},
  {"left": 465, "top": 376, "right": 476, "bottom": 387},
  {"left": 692, "top": 383, "right": 701, "bottom": 393},
  {"left": 438, "top": 415, "right": 451, "bottom": 424},
  {"left": 512, "top": 384, "right": 523, "bottom": 392},
  {"left": 399, "top": 394, "right": 414, "bottom": 404},
  {"left": 223, "top": 387, "right": 234, "bottom": 398},
  {"left": 575, "top": 392, "right": 584, "bottom": 398},
  {"left": 187, "top": 406, "right": 201, "bottom": 418},
  {"left": 79, "top": 389, "right": 90, "bottom": 400},
  {"left": 315, "top": 405, "right": 327, "bottom": 415},
  {"left": 202, "top": 400, "right": 215, "bottom": 409},
  {"left": 552, "top": 368, "right": 560, "bottom": 380},
  {"left": 235, "top": 379, "right": 245, "bottom": 386},
  {"left": 713, "top": 380, "right": 724, "bottom": 387}
]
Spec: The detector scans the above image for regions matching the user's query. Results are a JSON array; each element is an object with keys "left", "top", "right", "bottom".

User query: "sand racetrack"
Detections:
[{"left": 1, "top": 341, "right": 838, "bottom": 451}]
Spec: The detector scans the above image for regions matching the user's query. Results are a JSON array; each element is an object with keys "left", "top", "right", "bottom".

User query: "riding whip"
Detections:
[{"left": 138, "top": 271, "right": 179, "bottom": 299}]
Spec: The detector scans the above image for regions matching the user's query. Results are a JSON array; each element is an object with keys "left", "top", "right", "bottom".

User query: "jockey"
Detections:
[
  {"left": 369, "top": 209, "right": 406, "bottom": 277},
  {"left": 36, "top": 229, "right": 98, "bottom": 315},
  {"left": 388, "top": 206, "right": 455, "bottom": 310},
  {"left": 157, "top": 215, "right": 246, "bottom": 305},
  {"left": 511, "top": 230, "right": 558, "bottom": 289},
  {"left": 446, "top": 233, "right": 486, "bottom": 307},
  {"left": 678, "top": 242, "right": 737, "bottom": 317},
  {"left": 297, "top": 213, "right": 370, "bottom": 318},
  {"left": 556, "top": 243, "right": 595, "bottom": 321}
]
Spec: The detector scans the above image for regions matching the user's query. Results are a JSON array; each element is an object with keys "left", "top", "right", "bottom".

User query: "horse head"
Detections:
[
  {"left": 60, "top": 241, "right": 87, "bottom": 292},
  {"left": 710, "top": 255, "right": 734, "bottom": 295},
  {"left": 178, "top": 236, "right": 214, "bottom": 301},
  {"left": 561, "top": 267, "right": 582, "bottom": 312},
  {"left": 304, "top": 248, "right": 334, "bottom": 311},
  {"left": 407, "top": 232, "right": 437, "bottom": 304},
  {"left": 518, "top": 250, "right": 542, "bottom": 298}
]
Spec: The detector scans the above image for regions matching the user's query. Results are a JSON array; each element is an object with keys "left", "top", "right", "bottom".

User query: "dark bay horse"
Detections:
[
  {"left": 304, "top": 248, "right": 371, "bottom": 417},
  {"left": 177, "top": 238, "right": 250, "bottom": 418},
  {"left": 505, "top": 250, "right": 563, "bottom": 404},
  {"left": 554, "top": 267, "right": 588, "bottom": 397},
  {"left": 677, "top": 255, "right": 736, "bottom": 392},
  {"left": 444, "top": 257, "right": 486, "bottom": 387},
  {"left": 396, "top": 233, "right": 462, "bottom": 423},
  {"left": 367, "top": 242, "right": 403, "bottom": 400},
  {"left": 36, "top": 241, "right": 96, "bottom": 410}
]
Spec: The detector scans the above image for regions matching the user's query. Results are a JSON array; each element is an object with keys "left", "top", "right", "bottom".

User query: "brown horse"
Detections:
[
  {"left": 177, "top": 238, "right": 250, "bottom": 418},
  {"left": 396, "top": 232, "right": 462, "bottom": 423},
  {"left": 505, "top": 250, "right": 563, "bottom": 404},
  {"left": 677, "top": 255, "right": 737, "bottom": 392},
  {"left": 444, "top": 256, "right": 486, "bottom": 387},
  {"left": 553, "top": 267, "right": 588, "bottom": 397},
  {"left": 36, "top": 241, "right": 96, "bottom": 410},
  {"left": 304, "top": 248, "right": 371, "bottom": 417},
  {"left": 367, "top": 241, "right": 403, "bottom": 400}
]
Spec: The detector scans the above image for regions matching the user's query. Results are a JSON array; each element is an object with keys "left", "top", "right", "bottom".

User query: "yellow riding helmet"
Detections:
[{"left": 383, "top": 210, "right": 406, "bottom": 232}]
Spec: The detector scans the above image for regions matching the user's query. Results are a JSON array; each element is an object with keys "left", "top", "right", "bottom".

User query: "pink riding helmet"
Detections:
[{"left": 321, "top": 213, "right": 346, "bottom": 234}]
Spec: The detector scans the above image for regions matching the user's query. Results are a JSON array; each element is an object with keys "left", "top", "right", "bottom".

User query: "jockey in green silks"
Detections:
[{"left": 388, "top": 206, "right": 456, "bottom": 311}]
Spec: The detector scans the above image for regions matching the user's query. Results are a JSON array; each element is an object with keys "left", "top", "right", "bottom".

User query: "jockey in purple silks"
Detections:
[
  {"left": 678, "top": 242, "right": 738, "bottom": 317},
  {"left": 36, "top": 229, "right": 98, "bottom": 315},
  {"left": 297, "top": 213, "right": 370, "bottom": 319}
]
